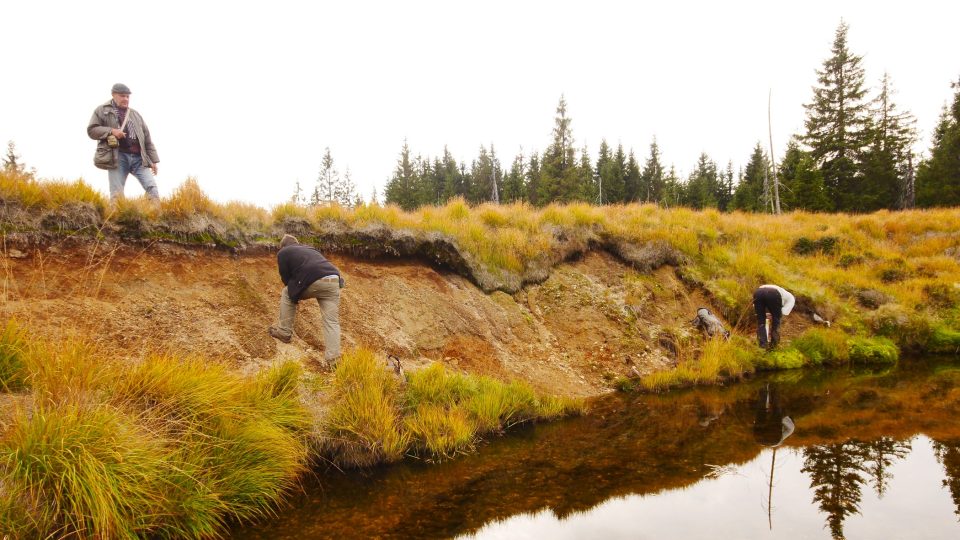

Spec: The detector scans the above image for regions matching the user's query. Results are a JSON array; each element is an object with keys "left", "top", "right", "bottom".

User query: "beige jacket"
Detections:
[{"left": 87, "top": 100, "right": 159, "bottom": 170}]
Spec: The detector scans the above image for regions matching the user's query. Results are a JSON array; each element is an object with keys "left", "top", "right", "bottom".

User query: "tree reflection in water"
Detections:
[
  {"left": 932, "top": 439, "right": 960, "bottom": 520},
  {"left": 802, "top": 438, "right": 911, "bottom": 539}
]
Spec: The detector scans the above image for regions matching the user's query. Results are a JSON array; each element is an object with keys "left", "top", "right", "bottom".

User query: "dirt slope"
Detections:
[{"left": 1, "top": 240, "right": 764, "bottom": 397}]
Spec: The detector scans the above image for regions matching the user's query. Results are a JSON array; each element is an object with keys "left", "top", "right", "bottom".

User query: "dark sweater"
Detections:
[{"left": 277, "top": 245, "right": 341, "bottom": 302}]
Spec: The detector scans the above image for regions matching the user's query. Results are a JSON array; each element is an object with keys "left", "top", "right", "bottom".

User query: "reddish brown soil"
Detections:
[{"left": 1, "top": 241, "right": 762, "bottom": 397}]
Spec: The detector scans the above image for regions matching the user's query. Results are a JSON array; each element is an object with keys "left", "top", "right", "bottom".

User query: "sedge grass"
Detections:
[
  {"left": 0, "top": 401, "right": 170, "bottom": 539},
  {"left": 323, "top": 348, "right": 409, "bottom": 467},
  {"left": 0, "top": 329, "right": 313, "bottom": 539},
  {"left": 641, "top": 336, "right": 758, "bottom": 392},
  {"left": 324, "top": 350, "right": 584, "bottom": 463},
  {"left": 0, "top": 319, "right": 29, "bottom": 392}
]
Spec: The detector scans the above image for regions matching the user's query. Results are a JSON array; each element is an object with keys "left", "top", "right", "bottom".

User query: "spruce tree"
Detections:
[
  {"left": 316, "top": 147, "right": 339, "bottom": 205},
  {"left": 290, "top": 180, "right": 305, "bottom": 205},
  {"left": 335, "top": 167, "right": 358, "bottom": 207},
  {"left": 641, "top": 139, "right": 665, "bottom": 203},
  {"left": 469, "top": 145, "right": 500, "bottom": 204},
  {"left": 717, "top": 161, "right": 734, "bottom": 211},
  {"left": 779, "top": 138, "right": 830, "bottom": 211},
  {"left": 384, "top": 140, "right": 419, "bottom": 210},
  {"left": 625, "top": 150, "right": 641, "bottom": 203},
  {"left": 732, "top": 143, "right": 770, "bottom": 212},
  {"left": 916, "top": 77, "right": 960, "bottom": 207},
  {"left": 610, "top": 144, "right": 628, "bottom": 203},
  {"left": 577, "top": 145, "right": 596, "bottom": 202},
  {"left": 661, "top": 165, "right": 682, "bottom": 207},
  {"left": 859, "top": 72, "right": 917, "bottom": 211},
  {"left": 685, "top": 153, "right": 719, "bottom": 209},
  {"left": 539, "top": 96, "right": 579, "bottom": 204},
  {"left": 3, "top": 141, "right": 24, "bottom": 173},
  {"left": 526, "top": 152, "right": 542, "bottom": 206},
  {"left": 503, "top": 151, "right": 526, "bottom": 203},
  {"left": 595, "top": 139, "right": 612, "bottom": 204},
  {"left": 440, "top": 146, "right": 464, "bottom": 201},
  {"left": 803, "top": 21, "right": 872, "bottom": 211}
]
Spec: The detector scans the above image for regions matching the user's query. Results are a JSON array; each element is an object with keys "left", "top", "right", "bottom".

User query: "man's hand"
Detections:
[
  {"left": 110, "top": 128, "right": 126, "bottom": 139},
  {"left": 150, "top": 163, "right": 158, "bottom": 175}
]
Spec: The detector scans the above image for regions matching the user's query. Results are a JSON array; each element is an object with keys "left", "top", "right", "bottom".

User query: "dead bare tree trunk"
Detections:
[{"left": 768, "top": 90, "right": 782, "bottom": 214}]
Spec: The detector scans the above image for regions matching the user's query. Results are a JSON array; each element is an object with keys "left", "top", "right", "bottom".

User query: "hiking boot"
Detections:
[{"left": 268, "top": 326, "right": 292, "bottom": 343}]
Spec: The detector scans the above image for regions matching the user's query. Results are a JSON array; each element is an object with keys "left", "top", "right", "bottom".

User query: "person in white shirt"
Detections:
[{"left": 753, "top": 284, "right": 795, "bottom": 349}]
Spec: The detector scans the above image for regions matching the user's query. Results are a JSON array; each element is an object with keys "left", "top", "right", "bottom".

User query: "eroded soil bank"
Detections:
[{"left": 0, "top": 238, "right": 786, "bottom": 397}]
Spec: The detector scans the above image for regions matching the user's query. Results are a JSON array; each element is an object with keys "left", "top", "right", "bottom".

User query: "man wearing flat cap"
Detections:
[{"left": 87, "top": 83, "right": 160, "bottom": 202}]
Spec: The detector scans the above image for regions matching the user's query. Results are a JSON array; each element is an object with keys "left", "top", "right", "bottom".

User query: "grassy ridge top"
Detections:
[{"left": 3, "top": 171, "right": 960, "bottom": 355}]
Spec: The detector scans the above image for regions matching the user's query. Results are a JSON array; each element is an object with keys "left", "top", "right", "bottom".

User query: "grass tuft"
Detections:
[
  {"left": 847, "top": 336, "right": 900, "bottom": 364},
  {"left": 0, "top": 319, "right": 29, "bottom": 391},
  {"left": 324, "top": 349, "right": 409, "bottom": 467},
  {"left": 0, "top": 401, "right": 169, "bottom": 539}
]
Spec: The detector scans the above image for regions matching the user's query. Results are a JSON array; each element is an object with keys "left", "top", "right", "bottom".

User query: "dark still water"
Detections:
[{"left": 234, "top": 362, "right": 960, "bottom": 539}]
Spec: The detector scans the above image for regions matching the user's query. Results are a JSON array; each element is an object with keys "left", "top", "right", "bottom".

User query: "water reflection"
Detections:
[
  {"left": 933, "top": 438, "right": 960, "bottom": 519},
  {"left": 234, "top": 364, "right": 960, "bottom": 539}
]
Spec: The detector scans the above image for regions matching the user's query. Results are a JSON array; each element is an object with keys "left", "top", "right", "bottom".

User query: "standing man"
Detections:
[
  {"left": 269, "top": 234, "right": 344, "bottom": 365},
  {"left": 753, "top": 284, "right": 796, "bottom": 349},
  {"left": 87, "top": 83, "right": 160, "bottom": 202}
]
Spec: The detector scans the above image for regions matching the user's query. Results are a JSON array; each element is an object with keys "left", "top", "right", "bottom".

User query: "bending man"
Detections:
[
  {"left": 753, "top": 284, "right": 795, "bottom": 349},
  {"left": 269, "top": 234, "right": 344, "bottom": 365}
]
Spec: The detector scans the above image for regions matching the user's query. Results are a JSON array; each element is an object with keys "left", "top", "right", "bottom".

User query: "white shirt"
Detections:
[{"left": 759, "top": 284, "right": 795, "bottom": 316}]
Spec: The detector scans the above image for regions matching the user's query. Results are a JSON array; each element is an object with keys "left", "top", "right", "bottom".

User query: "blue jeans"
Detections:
[{"left": 108, "top": 152, "right": 159, "bottom": 200}]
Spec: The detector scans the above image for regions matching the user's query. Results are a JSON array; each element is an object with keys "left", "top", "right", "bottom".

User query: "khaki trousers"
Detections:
[{"left": 277, "top": 278, "right": 341, "bottom": 361}]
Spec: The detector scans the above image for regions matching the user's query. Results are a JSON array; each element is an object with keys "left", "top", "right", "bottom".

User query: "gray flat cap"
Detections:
[{"left": 111, "top": 83, "right": 132, "bottom": 94}]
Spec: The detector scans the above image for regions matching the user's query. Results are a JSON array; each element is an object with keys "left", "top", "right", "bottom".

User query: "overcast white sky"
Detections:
[{"left": 2, "top": 0, "right": 958, "bottom": 206}]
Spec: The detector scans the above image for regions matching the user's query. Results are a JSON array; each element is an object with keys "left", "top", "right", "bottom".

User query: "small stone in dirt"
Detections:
[{"left": 6, "top": 249, "right": 26, "bottom": 259}]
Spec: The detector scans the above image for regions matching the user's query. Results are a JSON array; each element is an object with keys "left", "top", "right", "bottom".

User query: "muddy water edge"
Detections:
[{"left": 234, "top": 360, "right": 960, "bottom": 539}]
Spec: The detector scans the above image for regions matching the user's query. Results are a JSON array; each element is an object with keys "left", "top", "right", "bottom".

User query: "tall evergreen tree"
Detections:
[
  {"left": 315, "top": 147, "right": 340, "bottom": 206},
  {"left": 717, "top": 161, "right": 734, "bottom": 211},
  {"left": 641, "top": 138, "right": 665, "bottom": 203},
  {"left": 290, "top": 180, "right": 305, "bottom": 205},
  {"left": 803, "top": 21, "right": 872, "bottom": 211},
  {"left": 384, "top": 140, "right": 419, "bottom": 210},
  {"left": 539, "top": 96, "right": 579, "bottom": 203},
  {"left": 732, "top": 143, "right": 771, "bottom": 212},
  {"left": 469, "top": 145, "right": 502, "bottom": 204},
  {"left": 577, "top": 145, "right": 597, "bottom": 202},
  {"left": 526, "top": 151, "right": 542, "bottom": 206},
  {"left": 859, "top": 72, "right": 918, "bottom": 211},
  {"left": 660, "top": 165, "right": 682, "bottom": 207},
  {"left": 916, "top": 77, "right": 960, "bottom": 207},
  {"left": 595, "top": 139, "right": 613, "bottom": 204},
  {"left": 610, "top": 144, "right": 628, "bottom": 203},
  {"left": 335, "top": 167, "right": 358, "bottom": 207},
  {"left": 503, "top": 151, "right": 526, "bottom": 203},
  {"left": 3, "top": 141, "right": 25, "bottom": 174},
  {"left": 625, "top": 150, "right": 642, "bottom": 203},
  {"left": 684, "top": 153, "right": 719, "bottom": 209},
  {"left": 440, "top": 146, "right": 464, "bottom": 201},
  {"left": 779, "top": 138, "right": 830, "bottom": 211}
]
